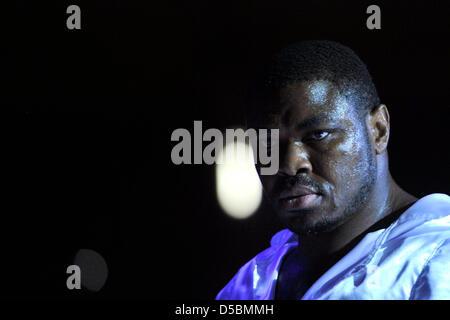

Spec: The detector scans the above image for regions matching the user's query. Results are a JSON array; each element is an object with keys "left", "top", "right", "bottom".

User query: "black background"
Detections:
[{"left": 3, "top": 0, "right": 449, "bottom": 299}]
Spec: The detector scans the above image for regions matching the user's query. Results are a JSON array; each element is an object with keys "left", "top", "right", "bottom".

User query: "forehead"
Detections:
[{"left": 267, "top": 80, "right": 356, "bottom": 128}]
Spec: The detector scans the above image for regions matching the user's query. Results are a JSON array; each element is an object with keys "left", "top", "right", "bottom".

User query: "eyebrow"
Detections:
[{"left": 295, "top": 115, "right": 335, "bottom": 131}]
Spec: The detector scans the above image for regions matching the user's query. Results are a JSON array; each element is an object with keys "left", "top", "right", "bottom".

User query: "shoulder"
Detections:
[
  {"left": 375, "top": 193, "right": 450, "bottom": 299},
  {"left": 216, "top": 229, "right": 296, "bottom": 300},
  {"left": 313, "top": 194, "right": 450, "bottom": 300},
  {"left": 409, "top": 238, "right": 450, "bottom": 299},
  {"left": 386, "top": 193, "right": 450, "bottom": 241}
]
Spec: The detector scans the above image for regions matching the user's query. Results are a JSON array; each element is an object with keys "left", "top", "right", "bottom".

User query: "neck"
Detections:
[{"left": 296, "top": 157, "right": 417, "bottom": 263}]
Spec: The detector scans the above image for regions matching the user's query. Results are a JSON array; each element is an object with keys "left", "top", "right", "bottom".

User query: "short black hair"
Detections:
[{"left": 247, "top": 40, "right": 380, "bottom": 123}]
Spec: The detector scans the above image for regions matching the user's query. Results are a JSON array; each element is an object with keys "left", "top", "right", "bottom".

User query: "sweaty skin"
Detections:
[{"left": 254, "top": 80, "right": 417, "bottom": 299}]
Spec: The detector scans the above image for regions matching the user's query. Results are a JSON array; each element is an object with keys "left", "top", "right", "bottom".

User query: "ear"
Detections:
[{"left": 368, "top": 104, "right": 390, "bottom": 155}]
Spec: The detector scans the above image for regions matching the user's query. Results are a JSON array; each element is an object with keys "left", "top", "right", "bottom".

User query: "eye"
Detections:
[{"left": 304, "top": 130, "right": 330, "bottom": 142}]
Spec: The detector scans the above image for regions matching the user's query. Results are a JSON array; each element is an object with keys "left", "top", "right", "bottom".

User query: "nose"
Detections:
[{"left": 278, "top": 140, "right": 313, "bottom": 177}]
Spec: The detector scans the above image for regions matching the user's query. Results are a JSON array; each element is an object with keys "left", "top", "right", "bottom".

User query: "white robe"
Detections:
[{"left": 216, "top": 193, "right": 450, "bottom": 300}]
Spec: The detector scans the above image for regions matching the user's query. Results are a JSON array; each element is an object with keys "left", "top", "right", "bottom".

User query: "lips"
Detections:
[{"left": 277, "top": 186, "right": 321, "bottom": 211}]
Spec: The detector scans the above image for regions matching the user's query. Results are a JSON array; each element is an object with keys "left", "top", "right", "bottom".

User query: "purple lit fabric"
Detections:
[{"left": 216, "top": 194, "right": 450, "bottom": 300}]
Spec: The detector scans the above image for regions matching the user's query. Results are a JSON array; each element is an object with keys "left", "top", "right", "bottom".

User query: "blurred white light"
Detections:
[{"left": 216, "top": 140, "right": 263, "bottom": 219}]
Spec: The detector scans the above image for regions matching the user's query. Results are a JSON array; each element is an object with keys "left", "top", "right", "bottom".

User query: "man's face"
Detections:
[{"left": 257, "top": 80, "right": 377, "bottom": 236}]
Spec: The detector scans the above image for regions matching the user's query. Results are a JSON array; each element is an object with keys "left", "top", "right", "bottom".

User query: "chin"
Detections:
[{"left": 282, "top": 209, "right": 343, "bottom": 236}]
